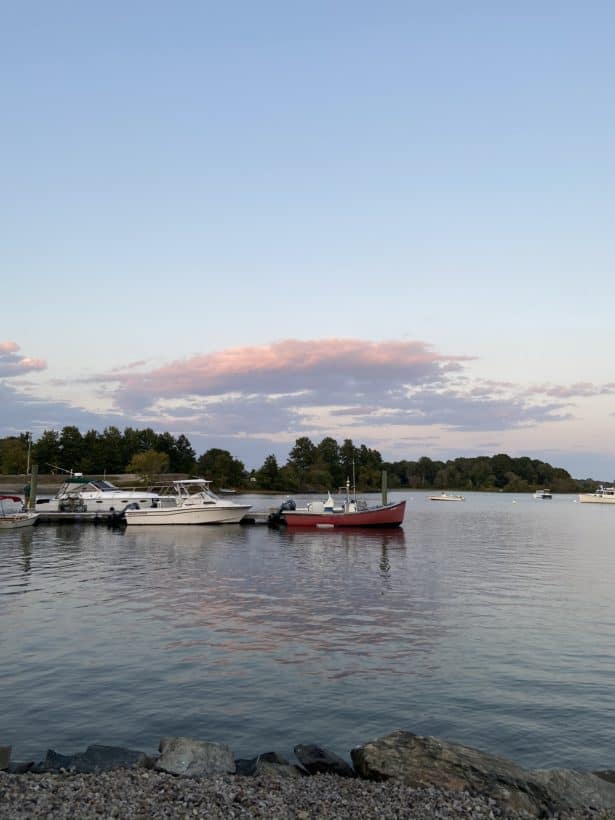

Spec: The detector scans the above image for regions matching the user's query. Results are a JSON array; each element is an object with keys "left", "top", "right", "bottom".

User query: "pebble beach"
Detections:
[{"left": 1, "top": 769, "right": 613, "bottom": 820}]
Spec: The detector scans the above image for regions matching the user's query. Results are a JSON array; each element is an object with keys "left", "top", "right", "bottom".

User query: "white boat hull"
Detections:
[
  {"left": 0, "top": 513, "right": 39, "bottom": 529},
  {"left": 124, "top": 504, "right": 251, "bottom": 525},
  {"left": 39, "top": 492, "right": 161, "bottom": 514},
  {"left": 579, "top": 494, "right": 615, "bottom": 504}
]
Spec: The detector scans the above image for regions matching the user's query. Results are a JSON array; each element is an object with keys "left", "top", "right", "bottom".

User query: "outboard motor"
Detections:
[
  {"left": 108, "top": 501, "right": 139, "bottom": 529},
  {"left": 267, "top": 498, "right": 296, "bottom": 527}
]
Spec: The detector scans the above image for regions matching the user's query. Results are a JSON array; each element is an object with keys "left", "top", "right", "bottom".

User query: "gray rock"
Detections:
[
  {"left": 350, "top": 730, "right": 555, "bottom": 815},
  {"left": 294, "top": 743, "right": 356, "bottom": 778},
  {"left": 235, "top": 752, "right": 288, "bottom": 777},
  {"left": 42, "top": 744, "right": 149, "bottom": 773},
  {"left": 531, "top": 767, "right": 615, "bottom": 811},
  {"left": 235, "top": 751, "right": 307, "bottom": 778},
  {"left": 8, "top": 761, "right": 35, "bottom": 774},
  {"left": 0, "top": 745, "right": 11, "bottom": 770},
  {"left": 155, "top": 736, "right": 235, "bottom": 777},
  {"left": 253, "top": 759, "right": 303, "bottom": 779}
]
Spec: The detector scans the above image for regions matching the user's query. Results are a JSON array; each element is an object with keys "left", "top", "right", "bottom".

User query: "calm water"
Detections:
[{"left": 2, "top": 491, "right": 614, "bottom": 769}]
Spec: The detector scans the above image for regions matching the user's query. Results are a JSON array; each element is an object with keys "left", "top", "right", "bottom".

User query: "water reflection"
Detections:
[
  {"left": 19, "top": 530, "right": 34, "bottom": 575},
  {"left": 280, "top": 526, "right": 406, "bottom": 548},
  {"left": 5, "top": 495, "right": 614, "bottom": 770}
]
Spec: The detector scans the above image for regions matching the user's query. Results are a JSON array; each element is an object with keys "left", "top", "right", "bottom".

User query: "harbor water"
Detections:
[{"left": 1, "top": 491, "right": 614, "bottom": 770}]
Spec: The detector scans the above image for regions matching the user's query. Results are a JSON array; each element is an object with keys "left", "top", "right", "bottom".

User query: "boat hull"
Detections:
[
  {"left": 0, "top": 513, "right": 39, "bottom": 529},
  {"left": 124, "top": 504, "right": 251, "bottom": 525},
  {"left": 579, "top": 494, "right": 615, "bottom": 504},
  {"left": 282, "top": 500, "right": 406, "bottom": 528},
  {"left": 38, "top": 492, "right": 161, "bottom": 514}
]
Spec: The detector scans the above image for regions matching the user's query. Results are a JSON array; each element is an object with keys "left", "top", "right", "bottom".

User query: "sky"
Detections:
[{"left": 1, "top": 1, "right": 614, "bottom": 479}]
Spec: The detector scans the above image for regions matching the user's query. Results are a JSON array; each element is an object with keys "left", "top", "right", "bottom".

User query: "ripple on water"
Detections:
[{"left": 2, "top": 493, "right": 615, "bottom": 768}]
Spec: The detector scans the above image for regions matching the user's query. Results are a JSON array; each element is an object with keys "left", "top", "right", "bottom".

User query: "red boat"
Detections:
[{"left": 270, "top": 483, "right": 406, "bottom": 529}]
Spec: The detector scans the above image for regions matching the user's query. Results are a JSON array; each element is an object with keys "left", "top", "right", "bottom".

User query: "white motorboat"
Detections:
[
  {"left": 428, "top": 493, "right": 465, "bottom": 502},
  {"left": 579, "top": 486, "right": 615, "bottom": 504},
  {"left": 123, "top": 478, "right": 252, "bottom": 525},
  {"left": 533, "top": 489, "right": 552, "bottom": 499},
  {"left": 35, "top": 474, "right": 161, "bottom": 513},
  {"left": 0, "top": 495, "right": 39, "bottom": 529}
]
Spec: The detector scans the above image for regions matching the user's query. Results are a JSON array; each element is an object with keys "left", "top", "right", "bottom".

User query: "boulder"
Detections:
[
  {"left": 235, "top": 751, "right": 306, "bottom": 778},
  {"left": 294, "top": 743, "right": 356, "bottom": 778},
  {"left": 155, "top": 737, "right": 235, "bottom": 777},
  {"left": 350, "top": 730, "right": 555, "bottom": 815},
  {"left": 42, "top": 744, "right": 150, "bottom": 773},
  {"left": 0, "top": 745, "right": 11, "bottom": 771},
  {"left": 531, "top": 768, "right": 615, "bottom": 812},
  {"left": 253, "top": 759, "right": 303, "bottom": 779}
]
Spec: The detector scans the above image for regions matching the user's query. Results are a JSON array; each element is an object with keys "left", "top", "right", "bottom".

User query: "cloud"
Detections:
[
  {"left": 82, "top": 338, "right": 580, "bottom": 438},
  {"left": 0, "top": 341, "right": 46, "bottom": 378},
  {"left": 106, "top": 339, "right": 470, "bottom": 411},
  {"left": 525, "top": 382, "right": 615, "bottom": 399},
  {"left": 2, "top": 337, "right": 613, "bottom": 477}
]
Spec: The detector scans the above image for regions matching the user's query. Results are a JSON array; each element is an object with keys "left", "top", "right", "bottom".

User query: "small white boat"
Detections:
[
  {"left": 428, "top": 493, "right": 465, "bottom": 502},
  {"left": 579, "top": 486, "right": 615, "bottom": 504},
  {"left": 533, "top": 489, "right": 552, "bottom": 499},
  {"left": 124, "top": 478, "right": 252, "bottom": 525},
  {"left": 0, "top": 495, "right": 39, "bottom": 529},
  {"left": 36, "top": 474, "right": 161, "bottom": 513}
]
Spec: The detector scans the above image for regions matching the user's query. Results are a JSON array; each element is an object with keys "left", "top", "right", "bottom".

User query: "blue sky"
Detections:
[{"left": 1, "top": 1, "right": 614, "bottom": 478}]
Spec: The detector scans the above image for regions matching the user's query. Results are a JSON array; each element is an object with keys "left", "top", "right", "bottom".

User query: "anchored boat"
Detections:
[
  {"left": 269, "top": 479, "right": 405, "bottom": 529},
  {"left": 579, "top": 486, "right": 615, "bottom": 504}
]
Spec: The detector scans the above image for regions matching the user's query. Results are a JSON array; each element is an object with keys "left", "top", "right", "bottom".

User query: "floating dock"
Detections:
[{"left": 35, "top": 510, "right": 272, "bottom": 525}]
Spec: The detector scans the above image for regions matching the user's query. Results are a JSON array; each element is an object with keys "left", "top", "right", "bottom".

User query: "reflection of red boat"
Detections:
[{"left": 272, "top": 483, "right": 406, "bottom": 529}]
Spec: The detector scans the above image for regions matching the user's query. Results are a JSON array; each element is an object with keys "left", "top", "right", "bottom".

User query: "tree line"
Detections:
[{"left": 0, "top": 427, "right": 600, "bottom": 493}]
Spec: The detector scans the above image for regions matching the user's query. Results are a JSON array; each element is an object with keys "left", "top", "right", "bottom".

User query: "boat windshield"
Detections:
[{"left": 90, "top": 480, "right": 119, "bottom": 491}]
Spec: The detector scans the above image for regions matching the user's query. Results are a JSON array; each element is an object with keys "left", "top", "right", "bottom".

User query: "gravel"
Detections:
[{"left": 2, "top": 770, "right": 614, "bottom": 819}]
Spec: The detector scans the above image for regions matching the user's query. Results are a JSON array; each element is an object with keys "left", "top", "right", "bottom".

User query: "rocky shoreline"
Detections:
[{"left": 3, "top": 731, "right": 615, "bottom": 818}]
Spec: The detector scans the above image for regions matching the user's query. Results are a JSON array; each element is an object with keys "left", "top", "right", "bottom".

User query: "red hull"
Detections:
[{"left": 282, "top": 500, "right": 406, "bottom": 528}]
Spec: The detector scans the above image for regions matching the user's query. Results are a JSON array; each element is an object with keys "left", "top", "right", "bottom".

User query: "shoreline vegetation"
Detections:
[{"left": 0, "top": 428, "right": 603, "bottom": 495}]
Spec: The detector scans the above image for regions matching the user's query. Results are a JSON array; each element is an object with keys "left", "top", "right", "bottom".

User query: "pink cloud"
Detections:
[
  {"left": 0, "top": 342, "right": 47, "bottom": 378},
  {"left": 109, "top": 338, "right": 470, "bottom": 409}
]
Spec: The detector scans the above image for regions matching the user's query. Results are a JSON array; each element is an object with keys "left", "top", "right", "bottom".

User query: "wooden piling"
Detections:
[{"left": 28, "top": 464, "right": 39, "bottom": 510}]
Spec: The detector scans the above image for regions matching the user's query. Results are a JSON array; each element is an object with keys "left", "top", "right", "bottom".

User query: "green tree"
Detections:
[
  {"left": 196, "top": 448, "right": 246, "bottom": 487},
  {"left": 288, "top": 436, "right": 317, "bottom": 490},
  {"left": 0, "top": 437, "right": 27, "bottom": 474},
  {"left": 33, "top": 430, "right": 61, "bottom": 472},
  {"left": 316, "top": 437, "right": 342, "bottom": 487},
  {"left": 127, "top": 450, "right": 170, "bottom": 484},
  {"left": 59, "top": 426, "right": 84, "bottom": 471},
  {"left": 256, "top": 454, "right": 281, "bottom": 490},
  {"left": 99, "top": 426, "right": 126, "bottom": 473},
  {"left": 171, "top": 434, "right": 197, "bottom": 473}
]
